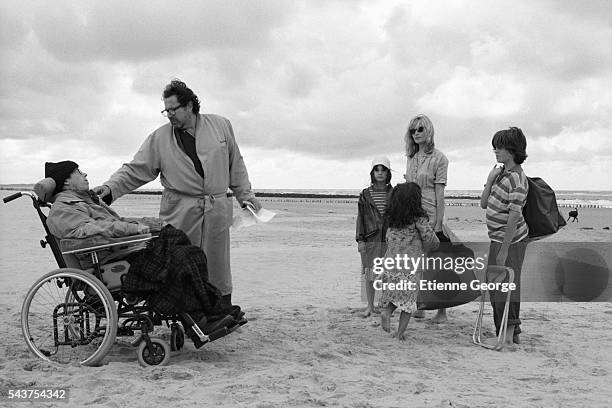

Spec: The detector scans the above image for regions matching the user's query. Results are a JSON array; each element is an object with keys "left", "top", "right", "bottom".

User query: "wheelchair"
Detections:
[{"left": 3, "top": 185, "right": 244, "bottom": 367}]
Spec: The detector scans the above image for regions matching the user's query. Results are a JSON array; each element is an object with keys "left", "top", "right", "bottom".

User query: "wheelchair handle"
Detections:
[{"left": 3, "top": 192, "right": 22, "bottom": 203}]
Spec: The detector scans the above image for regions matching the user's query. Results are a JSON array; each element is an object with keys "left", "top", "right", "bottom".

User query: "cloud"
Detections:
[
  {"left": 30, "top": 0, "right": 291, "bottom": 62},
  {"left": 418, "top": 67, "right": 527, "bottom": 118},
  {"left": 0, "top": 2, "right": 29, "bottom": 50}
]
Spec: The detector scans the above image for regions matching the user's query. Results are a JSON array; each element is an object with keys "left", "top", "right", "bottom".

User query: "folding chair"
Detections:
[{"left": 472, "top": 265, "right": 515, "bottom": 351}]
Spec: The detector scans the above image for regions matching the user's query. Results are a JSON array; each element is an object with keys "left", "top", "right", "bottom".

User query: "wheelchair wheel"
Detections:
[
  {"left": 170, "top": 323, "right": 184, "bottom": 351},
  {"left": 137, "top": 337, "right": 170, "bottom": 367},
  {"left": 21, "top": 268, "right": 118, "bottom": 366}
]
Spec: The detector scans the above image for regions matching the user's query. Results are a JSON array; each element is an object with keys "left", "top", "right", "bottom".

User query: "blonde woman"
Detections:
[{"left": 404, "top": 114, "right": 449, "bottom": 323}]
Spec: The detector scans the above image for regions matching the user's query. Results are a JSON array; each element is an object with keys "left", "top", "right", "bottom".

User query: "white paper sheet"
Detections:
[
  {"left": 245, "top": 205, "right": 276, "bottom": 223},
  {"left": 231, "top": 204, "right": 276, "bottom": 229}
]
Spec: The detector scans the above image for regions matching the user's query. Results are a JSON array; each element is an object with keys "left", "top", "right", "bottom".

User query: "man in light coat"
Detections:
[{"left": 94, "top": 79, "right": 261, "bottom": 306}]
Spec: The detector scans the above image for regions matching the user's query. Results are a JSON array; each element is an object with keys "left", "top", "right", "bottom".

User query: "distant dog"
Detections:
[{"left": 567, "top": 208, "right": 578, "bottom": 222}]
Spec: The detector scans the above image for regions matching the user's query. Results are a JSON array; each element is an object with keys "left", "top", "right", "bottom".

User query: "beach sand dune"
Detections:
[{"left": 1, "top": 194, "right": 611, "bottom": 407}]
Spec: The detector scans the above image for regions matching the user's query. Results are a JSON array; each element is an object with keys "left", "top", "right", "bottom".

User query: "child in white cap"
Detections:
[{"left": 355, "top": 156, "right": 393, "bottom": 317}]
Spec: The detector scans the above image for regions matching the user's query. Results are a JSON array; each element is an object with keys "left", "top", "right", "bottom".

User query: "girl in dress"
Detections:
[
  {"left": 356, "top": 157, "right": 393, "bottom": 317},
  {"left": 380, "top": 182, "right": 439, "bottom": 340}
]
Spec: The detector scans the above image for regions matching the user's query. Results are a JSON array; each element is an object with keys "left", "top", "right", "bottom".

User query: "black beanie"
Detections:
[{"left": 45, "top": 161, "right": 78, "bottom": 196}]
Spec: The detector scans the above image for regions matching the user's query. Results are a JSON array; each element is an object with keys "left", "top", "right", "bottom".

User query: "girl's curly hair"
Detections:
[{"left": 386, "top": 182, "right": 428, "bottom": 228}]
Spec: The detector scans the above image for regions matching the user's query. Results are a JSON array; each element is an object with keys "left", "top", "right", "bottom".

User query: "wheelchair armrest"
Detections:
[{"left": 60, "top": 234, "right": 157, "bottom": 255}]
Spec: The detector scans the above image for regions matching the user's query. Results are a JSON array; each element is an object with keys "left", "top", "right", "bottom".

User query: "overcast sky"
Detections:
[{"left": 1, "top": 0, "right": 611, "bottom": 190}]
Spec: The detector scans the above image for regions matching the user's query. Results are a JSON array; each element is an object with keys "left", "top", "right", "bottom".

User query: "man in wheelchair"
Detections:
[{"left": 43, "top": 160, "right": 244, "bottom": 348}]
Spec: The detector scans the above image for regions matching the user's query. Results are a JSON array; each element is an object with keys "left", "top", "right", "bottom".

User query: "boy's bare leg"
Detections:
[
  {"left": 431, "top": 308, "right": 447, "bottom": 323},
  {"left": 396, "top": 311, "right": 411, "bottom": 341}
]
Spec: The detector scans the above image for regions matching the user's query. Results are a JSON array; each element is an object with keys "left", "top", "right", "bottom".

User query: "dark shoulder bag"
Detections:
[{"left": 522, "top": 177, "right": 566, "bottom": 238}]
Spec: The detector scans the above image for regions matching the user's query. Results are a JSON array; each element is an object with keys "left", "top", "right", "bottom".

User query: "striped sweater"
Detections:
[
  {"left": 486, "top": 168, "right": 529, "bottom": 243},
  {"left": 369, "top": 187, "right": 388, "bottom": 217}
]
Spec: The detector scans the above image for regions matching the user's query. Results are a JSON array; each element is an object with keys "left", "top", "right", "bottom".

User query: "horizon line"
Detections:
[{"left": 1, "top": 184, "right": 611, "bottom": 193}]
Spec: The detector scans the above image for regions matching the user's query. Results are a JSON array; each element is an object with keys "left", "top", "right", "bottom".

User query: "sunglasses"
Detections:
[{"left": 409, "top": 126, "right": 425, "bottom": 135}]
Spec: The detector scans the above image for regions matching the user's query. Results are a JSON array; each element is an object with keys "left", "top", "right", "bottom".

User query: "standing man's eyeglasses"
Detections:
[{"left": 161, "top": 104, "right": 185, "bottom": 117}]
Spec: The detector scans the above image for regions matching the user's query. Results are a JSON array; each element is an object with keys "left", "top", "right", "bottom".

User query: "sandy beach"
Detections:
[{"left": 1, "top": 193, "right": 612, "bottom": 407}]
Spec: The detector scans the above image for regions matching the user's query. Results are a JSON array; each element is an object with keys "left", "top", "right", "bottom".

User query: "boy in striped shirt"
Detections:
[{"left": 480, "top": 127, "right": 529, "bottom": 346}]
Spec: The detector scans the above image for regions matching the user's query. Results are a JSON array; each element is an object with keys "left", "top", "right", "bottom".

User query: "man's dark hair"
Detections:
[
  {"left": 492, "top": 127, "right": 528, "bottom": 164},
  {"left": 162, "top": 79, "right": 200, "bottom": 114},
  {"left": 387, "top": 182, "right": 428, "bottom": 228}
]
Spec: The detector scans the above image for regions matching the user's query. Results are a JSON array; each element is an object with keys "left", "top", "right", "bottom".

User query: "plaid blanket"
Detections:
[{"left": 122, "top": 225, "right": 222, "bottom": 316}]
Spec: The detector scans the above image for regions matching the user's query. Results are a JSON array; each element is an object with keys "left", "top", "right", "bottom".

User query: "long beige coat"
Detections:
[{"left": 104, "top": 114, "right": 255, "bottom": 295}]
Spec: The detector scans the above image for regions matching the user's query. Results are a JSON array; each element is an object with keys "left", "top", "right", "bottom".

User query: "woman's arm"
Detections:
[
  {"left": 433, "top": 153, "right": 449, "bottom": 231},
  {"left": 434, "top": 183, "right": 445, "bottom": 232}
]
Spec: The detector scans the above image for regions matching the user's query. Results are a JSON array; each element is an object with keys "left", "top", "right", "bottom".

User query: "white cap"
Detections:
[{"left": 371, "top": 156, "right": 391, "bottom": 170}]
